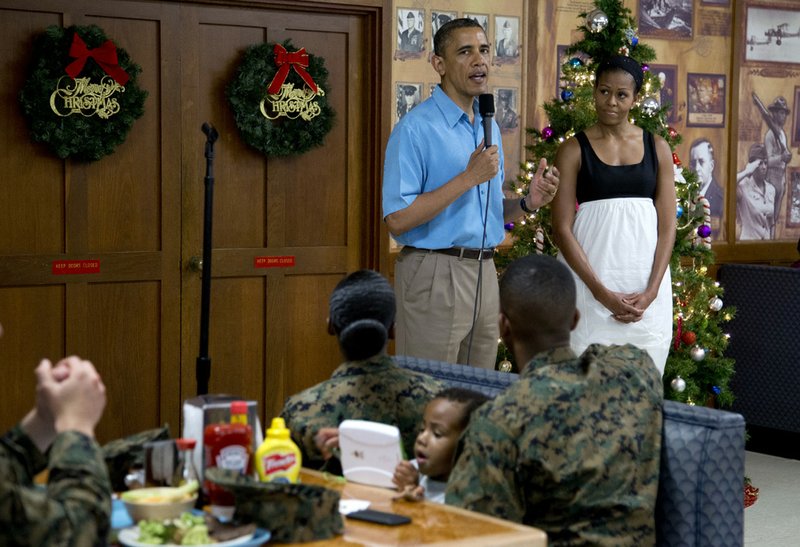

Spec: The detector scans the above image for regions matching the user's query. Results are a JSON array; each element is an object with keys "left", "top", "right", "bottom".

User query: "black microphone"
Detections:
[{"left": 478, "top": 93, "right": 495, "bottom": 148}]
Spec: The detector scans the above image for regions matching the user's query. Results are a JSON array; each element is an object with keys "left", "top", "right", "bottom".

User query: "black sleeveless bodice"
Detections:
[{"left": 575, "top": 130, "right": 658, "bottom": 204}]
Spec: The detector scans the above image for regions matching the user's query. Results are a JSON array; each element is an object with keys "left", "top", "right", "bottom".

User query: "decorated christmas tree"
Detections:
[{"left": 496, "top": 0, "right": 736, "bottom": 408}]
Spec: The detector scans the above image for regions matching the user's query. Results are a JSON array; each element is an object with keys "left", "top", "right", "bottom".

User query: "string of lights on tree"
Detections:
[{"left": 496, "top": 0, "right": 735, "bottom": 408}]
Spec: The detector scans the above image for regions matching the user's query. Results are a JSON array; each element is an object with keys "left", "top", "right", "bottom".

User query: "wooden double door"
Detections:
[{"left": 0, "top": 0, "right": 386, "bottom": 442}]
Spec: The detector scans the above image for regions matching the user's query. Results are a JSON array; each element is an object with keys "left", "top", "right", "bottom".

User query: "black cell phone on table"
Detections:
[{"left": 346, "top": 509, "right": 411, "bottom": 526}]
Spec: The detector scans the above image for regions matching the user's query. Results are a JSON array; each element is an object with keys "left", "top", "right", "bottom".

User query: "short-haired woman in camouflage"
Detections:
[{"left": 280, "top": 270, "right": 446, "bottom": 472}]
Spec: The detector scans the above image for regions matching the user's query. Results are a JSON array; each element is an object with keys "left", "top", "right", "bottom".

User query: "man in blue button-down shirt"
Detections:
[{"left": 382, "top": 18, "right": 559, "bottom": 369}]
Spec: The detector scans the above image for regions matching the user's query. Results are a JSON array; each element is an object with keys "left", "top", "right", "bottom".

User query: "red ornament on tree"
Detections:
[
  {"left": 681, "top": 331, "right": 696, "bottom": 345},
  {"left": 668, "top": 126, "right": 678, "bottom": 139},
  {"left": 672, "top": 152, "right": 681, "bottom": 166},
  {"left": 744, "top": 478, "right": 759, "bottom": 508}
]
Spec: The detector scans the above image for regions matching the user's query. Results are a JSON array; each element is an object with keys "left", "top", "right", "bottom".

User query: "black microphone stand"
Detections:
[{"left": 196, "top": 122, "right": 218, "bottom": 396}]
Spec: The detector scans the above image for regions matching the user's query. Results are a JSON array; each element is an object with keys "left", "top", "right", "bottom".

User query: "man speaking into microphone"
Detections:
[{"left": 382, "top": 18, "right": 560, "bottom": 369}]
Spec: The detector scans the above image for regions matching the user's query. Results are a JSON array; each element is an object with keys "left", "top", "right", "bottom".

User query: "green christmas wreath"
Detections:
[
  {"left": 227, "top": 40, "right": 334, "bottom": 157},
  {"left": 18, "top": 25, "right": 147, "bottom": 161}
]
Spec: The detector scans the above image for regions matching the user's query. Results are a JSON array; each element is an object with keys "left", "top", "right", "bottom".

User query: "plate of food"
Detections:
[{"left": 116, "top": 511, "right": 271, "bottom": 546}]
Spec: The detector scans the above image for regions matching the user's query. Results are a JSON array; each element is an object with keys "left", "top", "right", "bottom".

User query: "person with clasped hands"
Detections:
[
  {"left": 551, "top": 55, "right": 676, "bottom": 375},
  {"left": 382, "top": 17, "right": 559, "bottom": 370},
  {"left": 0, "top": 321, "right": 110, "bottom": 546}
]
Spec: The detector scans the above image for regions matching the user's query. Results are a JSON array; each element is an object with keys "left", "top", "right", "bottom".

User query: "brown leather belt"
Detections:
[{"left": 405, "top": 246, "right": 495, "bottom": 260}]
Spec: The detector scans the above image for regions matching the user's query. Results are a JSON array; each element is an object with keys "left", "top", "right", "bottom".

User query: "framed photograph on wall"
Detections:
[
  {"left": 638, "top": 0, "right": 693, "bottom": 40},
  {"left": 464, "top": 13, "right": 489, "bottom": 35},
  {"left": 744, "top": 4, "right": 800, "bottom": 65},
  {"left": 494, "top": 15, "right": 520, "bottom": 60},
  {"left": 792, "top": 86, "right": 800, "bottom": 147},
  {"left": 788, "top": 167, "right": 800, "bottom": 227},
  {"left": 431, "top": 11, "right": 456, "bottom": 39},
  {"left": 396, "top": 8, "right": 425, "bottom": 59},
  {"left": 650, "top": 64, "right": 678, "bottom": 123},
  {"left": 395, "top": 82, "right": 422, "bottom": 124},
  {"left": 687, "top": 73, "right": 726, "bottom": 127},
  {"left": 494, "top": 87, "right": 519, "bottom": 133}
]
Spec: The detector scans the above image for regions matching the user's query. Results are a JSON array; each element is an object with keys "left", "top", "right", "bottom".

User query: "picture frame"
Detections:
[
  {"left": 744, "top": 4, "right": 800, "bottom": 65},
  {"left": 494, "top": 15, "right": 520, "bottom": 62},
  {"left": 650, "top": 64, "right": 679, "bottom": 123},
  {"left": 788, "top": 167, "right": 800, "bottom": 227},
  {"left": 494, "top": 87, "right": 519, "bottom": 134},
  {"left": 793, "top": 85, "right": 800, "bottom": 147},
  {"left": 431, "top": 10, "right": 456, "bottom": 39},
  {"left": 396, "top": 8, "right": 425, "bottom": 59},
  {"left": 687, "top": 73, "right": 726, "bottom": 127},
  {"left": 638, "top": 0, "right": 693, "bottom": 40},
  {"left": 464, "top": 13, "right": 489, "bottom": 35},
  {"left": 395, "top": 82, "right": 422, "bottom": 124}
]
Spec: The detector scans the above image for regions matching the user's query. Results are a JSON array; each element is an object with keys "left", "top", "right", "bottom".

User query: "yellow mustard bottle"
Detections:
[{"left": 255, "top": 417, "right": 302, "bottom": 483}]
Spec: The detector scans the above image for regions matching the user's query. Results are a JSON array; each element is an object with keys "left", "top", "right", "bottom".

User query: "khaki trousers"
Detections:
[{"left": 393, "top": 247, "right": 500, "bottom": 370}]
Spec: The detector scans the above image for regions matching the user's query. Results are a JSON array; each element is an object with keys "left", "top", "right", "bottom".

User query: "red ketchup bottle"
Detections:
[{"left": 203, "top": 400, "right": 253, "bottom": 520}]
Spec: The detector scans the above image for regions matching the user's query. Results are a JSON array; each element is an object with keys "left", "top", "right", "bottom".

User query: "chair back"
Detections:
[{"left": 395, "top": 355, "right": 746, "bottom": 547}]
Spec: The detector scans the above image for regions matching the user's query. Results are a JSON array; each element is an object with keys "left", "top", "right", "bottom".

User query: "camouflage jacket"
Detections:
[
  {"left": 0, "top": 424, "right": 112, "bottom": 546},
  {"left": 446, "top": 344, "right": 663, "bottom": 547},
  {"left": 280, "top": 354, "right": 446, "bottom": 469}
]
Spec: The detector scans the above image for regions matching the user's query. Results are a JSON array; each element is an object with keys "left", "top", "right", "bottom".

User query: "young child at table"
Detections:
[{"left": 392, "top": 387, "right": 488, "bottom": 503}]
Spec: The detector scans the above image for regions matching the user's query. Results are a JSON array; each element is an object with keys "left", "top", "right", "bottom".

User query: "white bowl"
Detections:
[{"left": 121, "top": 488, "right": 198, "bottom": 522}]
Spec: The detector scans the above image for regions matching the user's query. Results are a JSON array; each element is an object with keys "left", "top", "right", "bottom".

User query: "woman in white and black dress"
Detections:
[{"left": 552, "top": 55, "right": 676, "bottom": 374}]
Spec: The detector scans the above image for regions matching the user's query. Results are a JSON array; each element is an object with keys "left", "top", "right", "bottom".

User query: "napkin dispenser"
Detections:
[{"left": 182, "top": 395, "right": 264, "bottom": 480}]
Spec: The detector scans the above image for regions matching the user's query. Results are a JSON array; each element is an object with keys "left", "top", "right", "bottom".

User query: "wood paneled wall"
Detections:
[{"left": 0, "top": 0, "right": 389, "bottom": 442}]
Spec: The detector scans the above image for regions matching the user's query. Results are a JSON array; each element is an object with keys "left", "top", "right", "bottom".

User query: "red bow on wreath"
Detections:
[
  {"left": 267, "top": 44, "right": 318, "bottom": 95},
  {"left": 65, "top": 33, "right": 130, "bottom": 86}
]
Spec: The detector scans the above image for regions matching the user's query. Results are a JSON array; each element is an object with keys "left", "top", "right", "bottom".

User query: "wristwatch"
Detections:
[{"left": 520, "top": 196, "right": 537, "bottom": 215}]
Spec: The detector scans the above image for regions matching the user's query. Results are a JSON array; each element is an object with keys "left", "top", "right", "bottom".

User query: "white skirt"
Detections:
[{"left": 557, "top": 198, "right": 672, "bottom": 374}]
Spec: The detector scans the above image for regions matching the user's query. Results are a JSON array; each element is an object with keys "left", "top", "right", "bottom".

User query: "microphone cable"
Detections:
[
  {"left": 465, "top": 93, "right": 495, "bottom": 367},
  {"left": 464, "top": 176, "right": 492, "bottom": 367}
]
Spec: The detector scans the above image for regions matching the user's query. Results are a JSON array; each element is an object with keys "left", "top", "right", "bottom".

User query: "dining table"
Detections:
[{"left": 294, "top": 468, "right": 548, "bottom": 546}]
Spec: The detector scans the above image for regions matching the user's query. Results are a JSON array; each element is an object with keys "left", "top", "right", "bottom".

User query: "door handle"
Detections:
[{"left": 188, "top": 256, "right": 203, "bottom": 272}]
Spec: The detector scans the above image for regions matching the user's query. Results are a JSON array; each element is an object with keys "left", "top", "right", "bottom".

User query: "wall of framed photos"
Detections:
[
  {"left": 388, "top": 1, "right": 527, "bottom": 251},
  {"left": 390, "top": 1, "right": 526, "bottom": 184},
  {"left": 389, "top": 0, "right": 799, "bottom": 265}
]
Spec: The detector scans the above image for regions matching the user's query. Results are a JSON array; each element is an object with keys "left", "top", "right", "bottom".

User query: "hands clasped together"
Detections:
[
  {"left": 601, "top": 290, "right": 657, "bottom": 324},
  {"left": 24, "top": 355, "right": 107, "bottom": 451}
]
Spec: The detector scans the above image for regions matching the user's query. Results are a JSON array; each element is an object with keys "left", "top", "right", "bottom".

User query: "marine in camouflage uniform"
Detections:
[
  {"left": 280, "top": 354, "right": 446, "bottom": 470},
  {"left": 0, "top": 424, "right": 112, "bottom": 546},
  {"left": 446, "top": 343, "right": 663, "bottom": 546}
]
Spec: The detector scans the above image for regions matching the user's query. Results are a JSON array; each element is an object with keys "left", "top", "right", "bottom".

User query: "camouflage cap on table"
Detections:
[
  {"left": 205, "top": 468, "right": 344, "bottom": 543},
  {"left": 101, "top": 426, "right": 170, "bottom": 491}
]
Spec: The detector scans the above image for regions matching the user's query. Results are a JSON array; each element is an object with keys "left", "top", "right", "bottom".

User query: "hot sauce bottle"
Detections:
[{"left": 203, "top": 400, "right": 253, "bottom": 520}]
